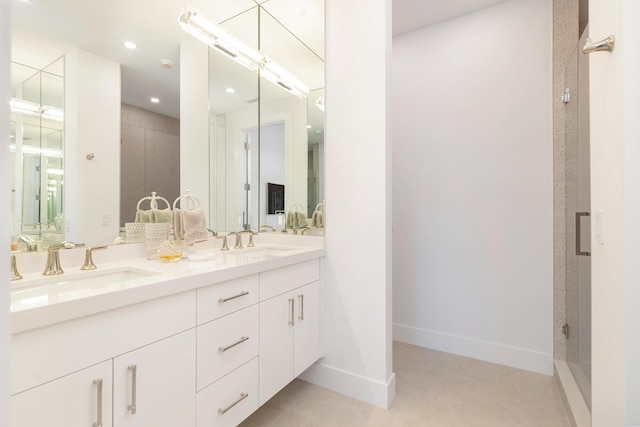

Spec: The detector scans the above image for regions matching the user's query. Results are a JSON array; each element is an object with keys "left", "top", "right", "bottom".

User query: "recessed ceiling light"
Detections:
[
  {"left": 225, "top": 87, "right": 235, "bottom": 93},
  {"left": 150, "top": 97, "right": 160, "bottom": 104},
  {"left": 124, "top": 41, "right": 137, "bottom": 50},
  {"left": 306, "top": 125, "right": 311, "bottom": 129}
]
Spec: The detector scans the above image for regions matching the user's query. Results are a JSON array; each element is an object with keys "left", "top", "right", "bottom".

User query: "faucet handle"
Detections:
[
  {"left": 216, "top": 234, "right": 230, "bottom": 251},
  {"left": 10, "top": 254, "right": 23, "bottom": 281},
  {"left": 81, "top": 246, "right": 108, "bottom": 270}
]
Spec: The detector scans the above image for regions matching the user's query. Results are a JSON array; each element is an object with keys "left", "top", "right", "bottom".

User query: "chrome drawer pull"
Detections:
[
  {"left": 93, "top": 378, "right": 103, "bottom": 427},
  {"left": 218, "top": 336, "right": 249, "bottom": 352},
  {"left": 288, "top": 298, "right": 295, "bottom": 326},
  {"left": 218, "top": 392, "right": 249, "bottom": 415},
  {"left": 218, "top": 291, "right": 249, "bottom": 303},
  {"left": 298, "top": 294, "right": 304, "bottom": 321},
  {"left": 128, "top": 365, "right": 137, "bottom": 414}
]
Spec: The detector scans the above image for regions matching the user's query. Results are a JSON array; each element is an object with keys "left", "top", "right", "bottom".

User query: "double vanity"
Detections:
[{"left": 10, "top": 235, "right": 324, "bottom": 427}]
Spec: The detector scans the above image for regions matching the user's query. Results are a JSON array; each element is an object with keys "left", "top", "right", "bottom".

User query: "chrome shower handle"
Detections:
[{"left": 575, "top": 212, "right": 591, "bottom": 256}]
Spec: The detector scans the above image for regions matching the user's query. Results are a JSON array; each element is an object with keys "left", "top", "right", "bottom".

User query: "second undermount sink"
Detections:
[{"left": 11, "top": 266, "right": 161, "bottom": 311}]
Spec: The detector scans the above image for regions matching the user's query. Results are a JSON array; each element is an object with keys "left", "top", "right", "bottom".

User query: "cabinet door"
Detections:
[
  {"left": 12, "top": 360, "right": 113, "bottom": 427},
  {"left": 113, "top": 329, "right": 196, "bottom": 427},
  {"left": 259, "top": 292, "right": 294, "bottom": 405},
  {"left": 294, "top": 281, "right": 321, "bottom": 377}
]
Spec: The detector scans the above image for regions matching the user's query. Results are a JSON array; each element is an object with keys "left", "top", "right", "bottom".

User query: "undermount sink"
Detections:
[
  {"left": 11, "top": 267, "right": 161, "bottom": 311},
  {"left": 226, "top": 245, "right": 297, "bottom": 263}
]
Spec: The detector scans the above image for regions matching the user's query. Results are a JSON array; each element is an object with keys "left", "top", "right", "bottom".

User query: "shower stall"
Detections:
[{"left": 562, "top": 22, "right": 592, "bottom": 409}]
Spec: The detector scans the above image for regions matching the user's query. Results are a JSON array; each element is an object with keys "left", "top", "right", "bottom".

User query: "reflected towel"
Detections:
[
  {"left": 173, "top": 209, "right": 184, "bottom": 239},
  {"left": 182, "top": 207, "right": 209, "bottom": 245},
  {"left": 296, "top": 212, "right": 308, "bottom": 227},
  {"left": 311, "top": 210, "right": 324, "bottom": 228},
  {"left": 152, "top": 208, "right": 172, "bottom": 223},
  {"left": 135, "top": 209, "right": 153, "bottom": 223}
]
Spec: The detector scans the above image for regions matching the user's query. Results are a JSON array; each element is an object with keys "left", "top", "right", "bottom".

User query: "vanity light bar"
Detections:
[
  {"left": 261, "top": 57, "right": 310, "bottom": 99},
  {"left": 9, "top": 144, "right": 64, "bottom": 159},
  {"left": 10, "top": 98, "right": 40, "bottom": 116},
  {"left": 10, "top": 98, "right": 64, "bottom": 122},
  {"left": 41, "top": 105, "right": 64, "bottom": 122},
  {"left": 179, "top": 7, "right": 309, "bottom": 98},
  {"left": 179, "top": 8, "right": 263, "bottom": 72}
]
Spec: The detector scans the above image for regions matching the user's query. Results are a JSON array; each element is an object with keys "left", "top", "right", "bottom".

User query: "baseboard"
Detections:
[
  {"left": 299, "top": 361, "right": 396, "bottom": 409},
  {"left": 394, "top": 323, "right": 554, "bottom": 375},
  {"left": 554, "top": 360, "right": 591, "bottom": 427}
]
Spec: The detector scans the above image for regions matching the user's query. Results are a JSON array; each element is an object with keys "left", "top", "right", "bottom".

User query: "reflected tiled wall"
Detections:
[{"left": 120, "top": 104, "right": 180, "bottom": 226}]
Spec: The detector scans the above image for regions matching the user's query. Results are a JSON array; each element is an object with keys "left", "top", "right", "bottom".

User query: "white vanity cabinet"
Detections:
[
  {"left": 11, "top": 252, "right": 323, "bottom": 427},
  {"left": 11, "top": 290, "right": 196, "bottom": 427},
  {"left": 12, "top": 360, "right": 113, "bottom": 427},
  {"left": 259, "top": 260, "right": 321, "bottom": 405},
  {"left": 196, "top": 275, "right": 260, "bottom": 427},
  {"left": 113, "top": 329, "right": 196, "bottom": 427}
]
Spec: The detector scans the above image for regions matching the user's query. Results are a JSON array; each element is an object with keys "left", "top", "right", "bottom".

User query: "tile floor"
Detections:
[{"left": 240, "top": 342, "right": 571, "bottom": 427}]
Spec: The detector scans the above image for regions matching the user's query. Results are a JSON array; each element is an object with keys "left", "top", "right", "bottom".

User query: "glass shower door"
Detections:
[{"left": 564, "top": 29, "right": 592, "bottom": 408}]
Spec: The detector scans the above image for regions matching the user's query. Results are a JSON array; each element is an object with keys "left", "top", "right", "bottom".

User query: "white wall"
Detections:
[
  {"left": 299, "top": 0, "right": 395, "bottom": 408},
  {"left": 1, "top": 0, "right": 11, "bottom": 423},
  {"left": 392, "top": 0, "right": 554, "bottom": 375},
  {"left": 64, "top": 48, "right": 120, "bottom": 246},
  {"left": 589, "top": 0, "right": 640, "bottom": 424},
  {"left": 180, "top": 39, "right": 210, "bottom": 220}
]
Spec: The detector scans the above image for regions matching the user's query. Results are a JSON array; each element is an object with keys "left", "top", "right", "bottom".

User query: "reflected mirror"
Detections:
[{"left": 10, "top": 58, "right": 65, "bottom": 250}]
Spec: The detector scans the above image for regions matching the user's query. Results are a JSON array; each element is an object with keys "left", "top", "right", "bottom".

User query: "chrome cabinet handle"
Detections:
[
  {"left": 218, "top": 291, "right": 249, "bottom": 303},
  {"left": 218, "top": 392, "right": 249, "bottom": 415},
  {"left": 298, "top": 294, "right": 304, "bottom": 321},
  {"left": 288, "top": 298, "right": 295, "bottom": 326},
  {"left": 575, "top": 212, "right": 591, "bottom": 256},
  {"left": 218, "top": 336, "right": 249, "bottom": 352},
  {"left": 128, "top": 365, "right": 137, "bottom": 414},
  {"left": 93, "top": 378, "right": 103, "bottom": 427}
]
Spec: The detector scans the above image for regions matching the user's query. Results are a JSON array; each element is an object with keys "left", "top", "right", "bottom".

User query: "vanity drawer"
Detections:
[
  {"left": 197, "top": 357, "right": 259, "bottom": 427},
  {"left": 197, "top": 305, "right": 259, "bottom": 391},
  {"left": 260, "top": 259, "right": 320, "bottom": 301},
  {"left": 197, "top": 275, "right": 259, "bottom": 325}
]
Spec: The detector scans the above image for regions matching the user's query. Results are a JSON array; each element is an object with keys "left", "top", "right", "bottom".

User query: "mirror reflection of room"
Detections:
[{"left": 9, "top": 0, "right": 324, "bottom": 252}]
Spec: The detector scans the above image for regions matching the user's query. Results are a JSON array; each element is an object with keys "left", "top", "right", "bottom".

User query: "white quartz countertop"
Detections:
[{"left": 11, "top": 239, "right": 324, "bottom": 334}]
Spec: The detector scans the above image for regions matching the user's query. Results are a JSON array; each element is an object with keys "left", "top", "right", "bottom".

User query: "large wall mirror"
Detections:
[{"left": 9, "top": 0, "right": 324, "bottom": 251}]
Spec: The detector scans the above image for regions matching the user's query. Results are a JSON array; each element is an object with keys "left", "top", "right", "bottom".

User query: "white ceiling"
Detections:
[
  {"left": 393, "top": 0, "right": 511, "bottom": 37},
  {"left": 10, "top": 0, "right": 324, "bottom": 119},
  {"left": 11, "top": 0, "right": 510, "bottom": 119}
]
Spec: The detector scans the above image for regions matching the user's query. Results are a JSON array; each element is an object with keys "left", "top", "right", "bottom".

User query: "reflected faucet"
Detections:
[
  {"left": 43, "top": 241, "right": 78, "bottom": 276},
  {"left": 18, "top": 235, "right": 38, "bottom": 252},
  {"left": 260, "top": 225, "right": 276, "bottom": 232}
]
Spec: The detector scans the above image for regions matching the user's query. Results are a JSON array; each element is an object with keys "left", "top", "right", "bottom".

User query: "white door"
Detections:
[
  {"left": 294, "top": 281, "right": 321, "bottom": 377},
  {"left": 113, "top": 330, "right": 196, "bottom": 427},
  {"left": 12, "top": 360, "right": 113, "bottom": 427},
  {"left": 259, "top": 292, "right": 294, "bottom": 405}
]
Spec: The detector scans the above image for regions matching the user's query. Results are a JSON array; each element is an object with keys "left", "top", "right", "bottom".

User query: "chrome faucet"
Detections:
[
  {"left": 216, "top": 234, "right": 230, "bottom": 251},
  {"left": 236, "top": 230, "right": 258, "bottom": 248},
  {"left": 43, "top": 241, "right": 78, "bottom": 276},
  {"left": 81, "top": 246, "right": 108, "bottom": 270}
]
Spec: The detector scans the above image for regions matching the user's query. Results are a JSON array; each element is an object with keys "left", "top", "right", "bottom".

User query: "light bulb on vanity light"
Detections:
[{"left": 150, "top": 97, "right": 160, "bottom": 104}]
